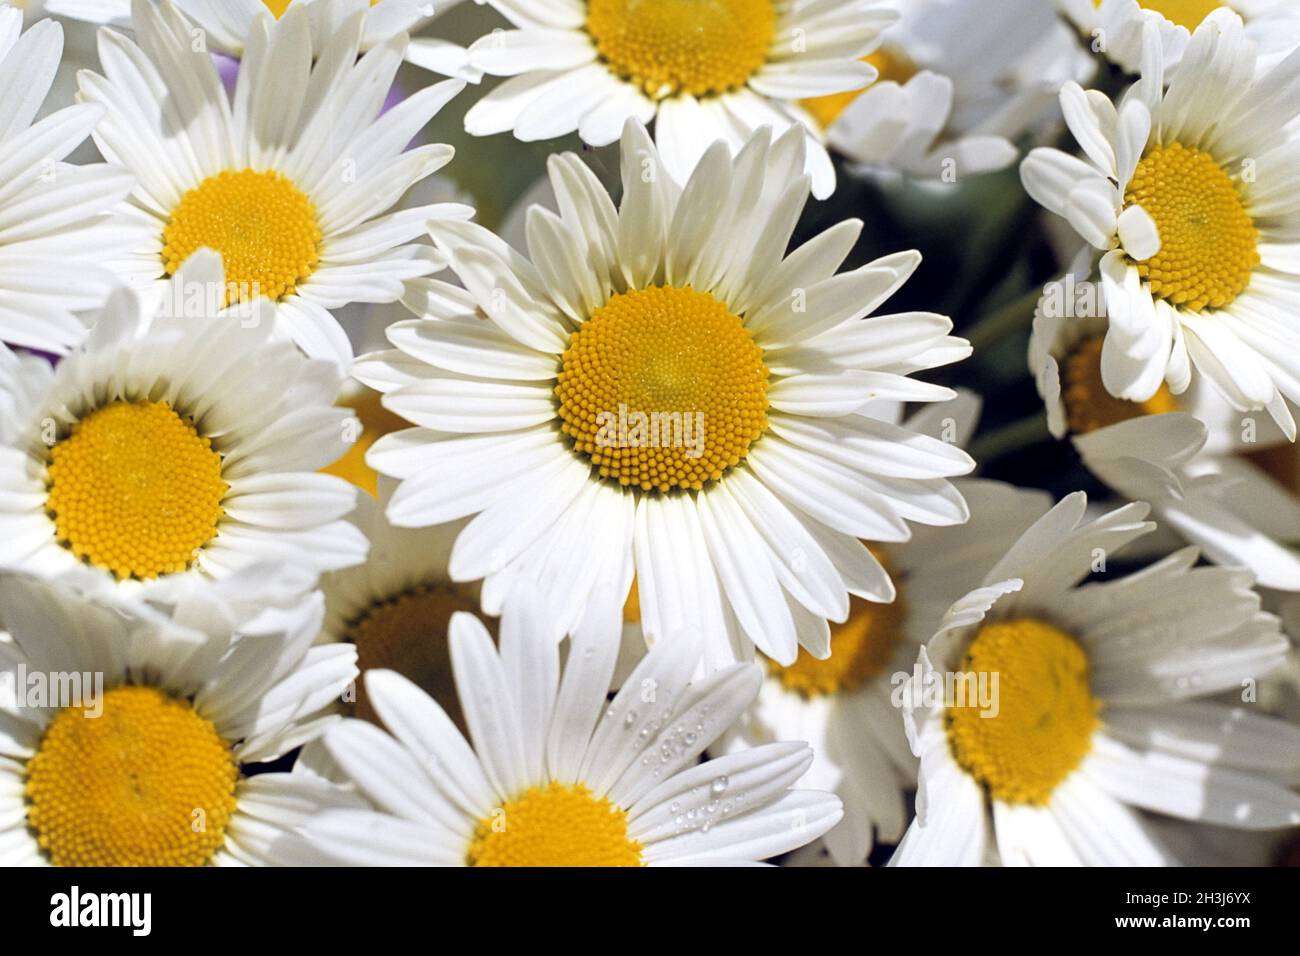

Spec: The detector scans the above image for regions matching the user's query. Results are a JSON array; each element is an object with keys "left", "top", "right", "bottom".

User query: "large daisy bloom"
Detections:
[
  {"left": 461, "top": 0, "right": 898, "bottom": 199},
  {"left": 1057, "top": 0, "right": 1300, "bottom": 73},
  {"left": 320, "top": 482, "right": 475, "bottom": 724},
  {"left": 1030, "top": 270, "right": 1300, "bottom": 590},
  {"left": 300, "top": 589, "right": 844, "bottom": 866},
  {"left": 0, "top": 9, "right": 141, "bottom": 353},
  {"left": 0, "top": 249, "right": 368, "bottom": 597},
  {"left": 892, "top": 493, "right": 1300, "bottom": 866},
  {"left": 76, "top": 0, "right": 472, "bottom": 368},
  {"left": 0, "top": 571, "right": 361, "bottom": 866},
  {"left": 1021, "top": 12, "right": 1300, "bottom": 439},
  {"left": 355, "top": 121, "right": 974, "bottom": 668},
  {"left": 796, "top": 0, "right": 1090, "bottom": 182}
]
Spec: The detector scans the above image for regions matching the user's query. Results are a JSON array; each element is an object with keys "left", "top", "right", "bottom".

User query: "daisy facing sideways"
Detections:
[
  {"left": 892, "top": 493, "right": 1300, "bottom": 866},
  {"left": 1021, "top": 12, "right": 1300, "bottom": 439},
  {"left": 301, "top": 589, "right": 844, "bottom": 866},
  {"left": 0, "top": 570, "right": 361, "bottom": 866},
  {"left": 355, "top": 120, "right": 974, "bottom": 668},
  {"left": 76, "top": 0, "right": 472, "bottom": 367},
  {"left": 463, "top": 0, "right": 898, "bottom": 198},
  {"left": 0, "top": 10, "right": 141, "bottom": 353},
  {"left": 0, "top": 249, "right": 367, "bottom": 597},
  {"left": 797, "top": 0, "right": 1089, "bottom": 182}
]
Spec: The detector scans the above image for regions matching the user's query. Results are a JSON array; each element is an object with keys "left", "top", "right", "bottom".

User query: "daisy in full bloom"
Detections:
[
  {"left": 319, "top": 482, "right": 477, "bottom": 724},
  {"left": 1057, "top": 0, "right": 1300, "bottom": 73},
  {"left": 0, "top": 9, "right": 141, "bottom": 353},
  {"left": 0, "top": 249, "right": 368, "bottom": 596},
  {"left": 462, "top": 0, "right": 898, "bottom": 199},
  {"left": 795, "top": 0, "right": 1091, "bottom": 182},
  {"left": 0, "top": 570, "right": 361, "bottom": 866},
  {"left": 1022, "top": 12, "right": 1300, "bottom": 439},
  {"left": 355, "top": 121, "right": 974, "bottom": 667},
  {"left": 723, "top": 460, "right": 1053, "bottom": 865},
  {"left": 892, "top": 493, "right": 1300, "bottom": 866},
  {"left": 76, "top": 0, "right": 472, "bottom": 367},
  {"left": 1030, "top": 258, "right": 1300, "bottom": 590},
  {"left": 300, "top": 589, "right": 844, "bottom": 866}
]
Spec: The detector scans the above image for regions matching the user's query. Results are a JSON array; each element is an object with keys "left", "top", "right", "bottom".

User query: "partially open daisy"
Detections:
[
  {"left": 0, "top": 10, "right": 145, "bottom": 353},
  {"left": 1022, "top": 12, "right": 1300, "bottom": 439},
  {"left": 0, "top": 571, "right": 361, "bottom": 866},
  {"left": 320, "top": 482, "right": 476, "bottom": 725},
  {"left": 1030, "top": 261, "right": 1300, "bottom": 591},
  {"left": 76, "top": 0, "right": 471, "bottom": 368},
  {"left": 1057, "top": 0, "right": 1300, "bottom": 73},
  {"left": 355, "top": 121, "right": 973, "bottom": 667},
  {"left": 0, "top": 249, "right": 367, "bottom": 597},
  {"left": 462, "top": 0, "right": 897, "bottom": 199},
  {"left": 300, "top": 589, "right": 843, "bottom": 866},
  {"left": 892, "top": 493, "right": 1300, "bottom": 866},
  {"left": 795, "top": 0, "right": 1088, "bottom": 182}
]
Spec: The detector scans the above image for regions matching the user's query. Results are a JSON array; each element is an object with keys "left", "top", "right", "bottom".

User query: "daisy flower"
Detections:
[
  {"left": 76, "top": 0, "right": 471, "bottom": 368},
  {"left": 1057, "top": 0, "right": 1300, "bottom": 73},
  {"left": 320, "top": 482, "right": 476, "bottom": 724},
  {"left": 1030, "top": 265, "right": 1300, "bottom": 590},
  {"left": 0, "top": 570, "right": 361, "bottom": 866},
  {"left": 0, "top": 249, "right": 368, "bottom": 596},
  {"left": 1021, "top": 12, "right": 1300, "bottom": 439},
  {"left": 892, "top": 493, "right": 1300, "bottom": 866},
  {"left": 796, "top": 0, "right": 1090, "bottom": 182},
  {"left": 355, "top": 121, "right": 974, "bottom": 667},
  {"left": 300, "top": 589, "right": 844, "bottom": 866},
  {"left": 461, "top": 0, "right": 898, "bottom": 199},
  {"left": 0, "top": 9, "right": 141, "bottom": 353}
]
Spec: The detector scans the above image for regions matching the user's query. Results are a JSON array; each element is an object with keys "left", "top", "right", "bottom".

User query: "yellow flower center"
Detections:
[
  {"left": 25, "top": 685, "right": 239, "bottom": 867},
  {"left": 320, "top": 389, "right": 408, "bottom": 497},
  {"left": 1095, "top": 0, "right": 1224, "bottom": 31},
  {"left": 799, "top": 48, "right": 916, "bottom": 130},
  {"left": 946, "top": 618, "right": 1100, "bottom": 805},
  {"left": 1123, "top": 143, "right": 1258, "bottom": 312},
  {"left": 556, "top": 285, "right": 770, "bottom": 493},
  {"left": 585, "top": 0, "right": 776, "bottom": 100},
  {"left": 767, "top": 551, "right": 905, "bottom": 696},
  {"left": 467, "top": 782, "right": 643, "bottom": 867},
  {"left": 1062, "top": 335, "right": 1179, "bottom": 435},
  {"left": 162, "top": 169, "right": 321, "bottom": 306},
  {"left": 45, "top": 401, "right": 227, "bottom": 581},
  {"left": 346, "top": 583, "right": 478, "bottom": 727}
]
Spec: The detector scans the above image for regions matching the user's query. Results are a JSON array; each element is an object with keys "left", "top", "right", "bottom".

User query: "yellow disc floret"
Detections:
[
  {"left": 45, "top": 401, "right": 227, "bottom": 580},
  {"left": 586, "top": 0, "right": 776, "bottom": 100},
  {"left": 25, "top": 685, "right": 239, "bottom": 867},
  {"left": 467, "top": 782, "right": 644, "bottom": 867},
  {"left": 162, "top": 168, "right": 321, "bottom": 305},
  {"left": 1062, "top": 335, "right": 1179, "bottom": 435},
  {"left": 1095, "top": 0, "right": 1223, "bottom": 31},
  {"left": 556, "top": 285, "right": 770, "bottom": 493},
  {"left": 946, "top": 618, "right": 1100, "bottom": 805},
  {"left": 346, "top": 583, "right": 478, "bottom": 726},
  {"left": 1124, "top": 142, "right": 1258, "bottom": 312}
]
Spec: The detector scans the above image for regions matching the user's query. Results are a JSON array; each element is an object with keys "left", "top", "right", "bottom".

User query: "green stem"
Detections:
[
  {"left": 969, "top": 413, "right": 1052, "bottom": 464},
  {"left": 964, "top": 286, "right": 1045, "bottom": 352}
]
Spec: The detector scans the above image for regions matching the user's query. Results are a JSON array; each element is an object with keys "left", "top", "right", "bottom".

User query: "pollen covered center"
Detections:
[
  {"left": 25, "top": 685, "right": 239, "bottom": 867},
  {"left": 585, "top": 0, "right": 776, "bottom": 100},
  {"left": 768, "top": 551, "right": 905, "bottom": 696},
  {"left": 1062, "top": 335, "right": 1178, "bottom": 435},
  {"left": 467, "top": 782, "right": 643, "bottom": 867},
  {"left": 162, "top": 168, "right": 321, "bottom": 305},
  {"left": 346, "top": 583, "right": 478, "bottom": 726},
  {"left": 1124, "top": 142, "right": 1258, "bottom": 312},
  {"left": 556, "top": 285, "right": 770, "bottom": 493},
  {"left": 1095, "top": 0, "right": 1224, "bottom": 30},
  {"left": 946, "top": 618, "right": 1100, "bottom": 805},
  {"left": 45, "top": 401, "right": 227, "bottom": 580}
]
